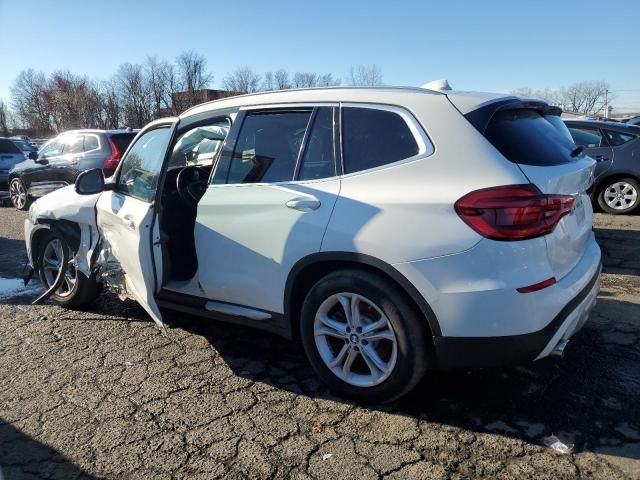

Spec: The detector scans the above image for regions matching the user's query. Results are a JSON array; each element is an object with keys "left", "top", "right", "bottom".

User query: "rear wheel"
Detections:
[
  {"left": 300, "top": 270, "right": 430, "bottom": 403},
  {"left": 9, "top": 177, "right": 29, "bottom": 210},
  {"left": 37, "top": 232, "right": 101, "bottom": 308},
  {"left": 598, "top": 178, "right": 640, "bottom": 214}
]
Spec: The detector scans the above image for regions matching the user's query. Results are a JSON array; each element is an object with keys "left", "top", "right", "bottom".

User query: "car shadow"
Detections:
[{"left": 0, "top": 421, "right": 96, "bottom": 479}]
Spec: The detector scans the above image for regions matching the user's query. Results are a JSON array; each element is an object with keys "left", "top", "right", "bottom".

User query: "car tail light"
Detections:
[
  {"left": 103, "top": 138, "right": 121, "bottom": 171},
  {"left": 454, "top": 184, "right": 574, "bottom": 241}
]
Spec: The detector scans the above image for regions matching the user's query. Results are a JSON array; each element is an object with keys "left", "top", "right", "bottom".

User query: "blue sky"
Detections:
[{"left": 1, "top": 0, "right": 639, "bottom": 111}]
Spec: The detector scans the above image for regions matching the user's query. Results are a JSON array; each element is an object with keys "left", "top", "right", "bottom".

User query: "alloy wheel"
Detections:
[
  {"left": 604, "top": 181, "right": 638, "bottom": 210},
  {"left": 313, "top": 292, "right": 398, "bottom": 387},
  {"left": 41, "top": 239, "right": 76, "bottom": 297},
  {"left": 9, "top": 179, "right": 26, "bottom": 209}
]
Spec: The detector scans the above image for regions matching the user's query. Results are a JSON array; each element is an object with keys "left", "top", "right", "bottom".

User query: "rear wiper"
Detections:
[{"left": 570, "top": 145, "right": 584, "bottom": 158}]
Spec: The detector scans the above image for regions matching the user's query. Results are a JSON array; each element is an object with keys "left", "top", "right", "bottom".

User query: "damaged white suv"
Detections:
[{"left": 23, "top": 87, "right": 602, "bottom": 402}]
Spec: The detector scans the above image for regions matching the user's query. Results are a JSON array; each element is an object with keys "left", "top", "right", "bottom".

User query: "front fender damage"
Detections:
[{"left": 26, "top": 187, "right": 162, "bottom": 325}]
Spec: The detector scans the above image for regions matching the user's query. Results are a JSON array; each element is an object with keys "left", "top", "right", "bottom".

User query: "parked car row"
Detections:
[
  {"left": 7, "top": 129, "right": 137, "bottom": 210},
  {"left": 23, "top": 86, "right": 602, "bottom": 402}
]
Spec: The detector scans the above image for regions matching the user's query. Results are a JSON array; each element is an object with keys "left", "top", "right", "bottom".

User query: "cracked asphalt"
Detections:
[{"left": 0, "top": 207, "right": 639, "bottom": 479}]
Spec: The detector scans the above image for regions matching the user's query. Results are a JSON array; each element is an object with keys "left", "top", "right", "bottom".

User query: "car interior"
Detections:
[{"left": 159, "top": 120, "right": 230, "bottom": 282}]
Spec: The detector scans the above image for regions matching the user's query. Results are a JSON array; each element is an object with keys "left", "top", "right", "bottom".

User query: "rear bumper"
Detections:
[{"left": 432, "top": 264, "right": 601, "bottom": 369}]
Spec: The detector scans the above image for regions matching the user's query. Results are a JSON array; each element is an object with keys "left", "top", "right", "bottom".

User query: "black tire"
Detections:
[
  {"left": 37, "top": 232, "right": 101, "bottom": 308},
  {"left": 597, "top": 177, "right": 640, "bottom": 215},
  {"left": 9, "top": 177, "right": 30, "bottom": 211},
  {"left": 300, "top": 269, "right": 430, "bottom": 403}
]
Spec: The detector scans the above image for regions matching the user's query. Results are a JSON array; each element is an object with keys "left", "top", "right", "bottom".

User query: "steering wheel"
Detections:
[{"left": 176, "top": 166, "right": 208, "bottom": 205}]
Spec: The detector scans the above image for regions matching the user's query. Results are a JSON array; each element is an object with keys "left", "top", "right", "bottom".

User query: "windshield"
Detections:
[{"left": 11, "top": 140, "right": 36, "bottom": 152}]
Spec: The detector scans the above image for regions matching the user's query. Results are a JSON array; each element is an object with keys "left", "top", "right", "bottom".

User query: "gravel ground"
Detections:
[{"left": 0, "top": 207, "right": 638, "bottom": 479}]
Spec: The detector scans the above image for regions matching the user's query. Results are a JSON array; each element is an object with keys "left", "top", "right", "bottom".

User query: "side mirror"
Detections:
[
  {"left": 75, "top": 168, "right": 105, "bottom": 195},
  {"left": 28, "top": 151, "right": 38, "bottom": 160}
]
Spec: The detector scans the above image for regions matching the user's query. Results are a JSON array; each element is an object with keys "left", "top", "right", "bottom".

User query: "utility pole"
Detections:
[{"left": 604, "top": 89, "right": 609, "bottom": 119}]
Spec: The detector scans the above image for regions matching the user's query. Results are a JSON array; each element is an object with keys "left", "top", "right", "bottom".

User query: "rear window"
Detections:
[
  {"left": 109, "top": 133, "right": 136, "bottom": 155},
  {"left": 0, "top": 139, "right": 21, "bottom": 154},
  {"left": 484, "top": 109, "right": 578, "bottom": 166}
]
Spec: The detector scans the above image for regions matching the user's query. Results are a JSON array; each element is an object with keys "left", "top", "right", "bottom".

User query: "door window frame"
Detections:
[
  {"left": 113, "top": 121, "right": 176, "bottom": 204},
  {"left": 566, "top": 124, "right": 611, "bottom": 148},
  {"left": 211, "top": 103, "right": 341, "bottom": 186}
]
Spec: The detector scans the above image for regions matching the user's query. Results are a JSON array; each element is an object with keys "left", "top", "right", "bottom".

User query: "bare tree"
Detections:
[
  {"left": 146, "top": 56, "right": 177, "bottom": 117},
  {"left": 317, "top": 73, "right": 340, "bottom": 87},
  {"left": 348, "top": 64, "right": 383, "bottom": 86},
  {"left": 11, "top": 69, "right": 52, "bottom": 134},
  {"left": 173, "top": 51, "right": 213, "bottom": 111},
  {"left": 0, "top": 99, "right": 10, "bottom": 136},
  {"left": 559, "top": 81, "right": 611, "bottom": 115},
  {"left": 274, "top": 69, "right": 291, "bottom": 90},
  {"left": 96, "top": 79, "right": 121, "bottom": 129},
  {"left": 223, "top": 67, "right": 261, "bottom": 94},
  {"left": 44, "top": 70, "right": 102, "bottom": 132},
  {"left": 292, "top": 72, "right": 318, "bottom": 88},
  {"left": 512, "top": 81, "right": 611, "bottom": 115},
  {"left": 116, "top": 63, "right": 154, "bottom": 128}
]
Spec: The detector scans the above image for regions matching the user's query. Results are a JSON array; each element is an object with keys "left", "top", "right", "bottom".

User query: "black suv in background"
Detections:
[
  {"left": 564, "top": 120, "right": 640, "bottom": 214},
  {"left": 8, "top": 129, "right": 137, "bottom": 210}
]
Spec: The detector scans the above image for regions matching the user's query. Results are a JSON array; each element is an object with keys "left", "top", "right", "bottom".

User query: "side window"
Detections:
[
  {"left": 117, "top": 127, "right": 172, "bottom": 202},
  {"left": 604, "top": 130, "right": 637, "bottom": 147},
  {"left": 342, "top": 107, "right": 419, "bottom": 174},
  {"left": 84, "top": 135, "right": 100, "bottom": 152},
  {"left": 39, "top": 139, "right": 63, "bottom": 157},
  {"left": 568, "top": 127, "right": 604, "bottom": 148},
  {"left": 169, "top": 119, "right": 230, "bottom": 168},
  {"left": 226, "top": 110, "right": 311, "bottom": 184},
  {"left": 297, "top": 108, "right": 336, "bottom": 180},
  {"left": 66, "top": 135, "right": 85, "bottom": 154}
]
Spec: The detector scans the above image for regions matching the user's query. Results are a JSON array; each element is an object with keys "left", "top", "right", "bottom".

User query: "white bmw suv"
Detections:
[{"left": 23, "top": 86, "right": 601, "bottom": 403}]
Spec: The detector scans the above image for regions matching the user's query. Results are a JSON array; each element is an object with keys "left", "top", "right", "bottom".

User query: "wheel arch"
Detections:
[
  {"left": 596, "top": 171, "right": 640, "bottom": 192},
  {"left": 284, "top": 252, "right": 442, "bottom": 341}
]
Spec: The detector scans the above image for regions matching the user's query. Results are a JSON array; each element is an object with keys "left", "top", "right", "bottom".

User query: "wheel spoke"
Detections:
[
  {"left": 318, "top": 313, "right": 347, "bottom": 336},
  {"left": 337, "top": 294, "right": 352, "bottom": 325},
  {"left": 362, "top": 318, "right": 387, "bottom": 335},
  {"left": 328, "top": 343, "right": 350, "bottom": 368},
  {"left": 364, "top": 329, "right": 395, "bottom": 342},
  {"left": 340, "top": 347, "right": 358, "bottom": 380},
  {"left": 350, "top": 295, "right": 361, "bottom": 328},
  {"left": 361, "top": 344, "right": 389, "bottom": 374},
  {"left": 359, "top": 348, "right": 383, "bottom": 381}
]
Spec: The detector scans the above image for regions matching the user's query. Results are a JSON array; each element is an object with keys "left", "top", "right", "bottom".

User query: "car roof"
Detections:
[
  {"left": 55, "top": 129, "right": 139, "bottom": 136},
  {"left": 181, "top": 86, "right": 446, "bottom": 118}
]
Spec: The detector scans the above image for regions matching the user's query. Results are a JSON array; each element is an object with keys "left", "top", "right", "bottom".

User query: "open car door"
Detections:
[{"left": 95, "top": 121, "right": 176, "bottom": 326}]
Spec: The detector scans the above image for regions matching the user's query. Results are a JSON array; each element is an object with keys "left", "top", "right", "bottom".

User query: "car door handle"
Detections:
[
  {"left": 594, "top": 155, "right": 609, "bottom": 162},
  {"left": 69, "top": 157, "right": 79, "bottom": 165},
  {"left": 285, "top": 197, "right": 321, "bottom": 212},
  {"left": 123, "top": 214, "right": 136, "bottom": 230}
]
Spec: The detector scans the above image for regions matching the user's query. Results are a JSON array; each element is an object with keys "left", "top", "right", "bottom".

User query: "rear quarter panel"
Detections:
[{"left": 321, "top": 95, "right": 530, "bottom": 264}]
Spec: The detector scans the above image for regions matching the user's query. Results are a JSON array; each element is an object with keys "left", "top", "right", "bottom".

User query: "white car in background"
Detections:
[{"left": 23, "top": 86, "right": 601, "bottom": 402}]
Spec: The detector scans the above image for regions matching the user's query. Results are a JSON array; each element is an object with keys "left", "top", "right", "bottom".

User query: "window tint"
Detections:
[
  {"left": 485, "top": 109, "right": 579, "bottom": 166},
  {"left": 0, "top": 139, "right": 21, "bottom": 154},
  {"left": 117, "top": 127, "right": 172, "bottom": 202},
  {"left": 226, "top": 111, "right": 311, "bottom": 184},
  {"left": 342, "top": 107, "right": 419, "bottom": 174},
  {"left": 568, "top": 127, "right": 603, "bottom": 148},
  {"left": 84, "top": 135, "right": 100, "bottom": 151},
  {"left": 298, "top": 108, "right": 336, "bottom": 180},
  {"left": 604, "top": 129, "right": 637, "bottom": 147},
  {"left": 169, "top": 120, "right": 230, "bottom": 168}
]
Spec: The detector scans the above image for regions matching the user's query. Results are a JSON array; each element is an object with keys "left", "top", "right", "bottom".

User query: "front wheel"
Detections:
[
  {"left": 37, "top": 232, "right": 101, "bottom": 308},
  {"left": 300, "top": 270, "right": 430, "bottom": 403},
  {"left": 9, "top": 177, "right": 29, "bottom": 210},
  {"left": 597, "top": 178, "right": 640, "bottom": 214}
]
